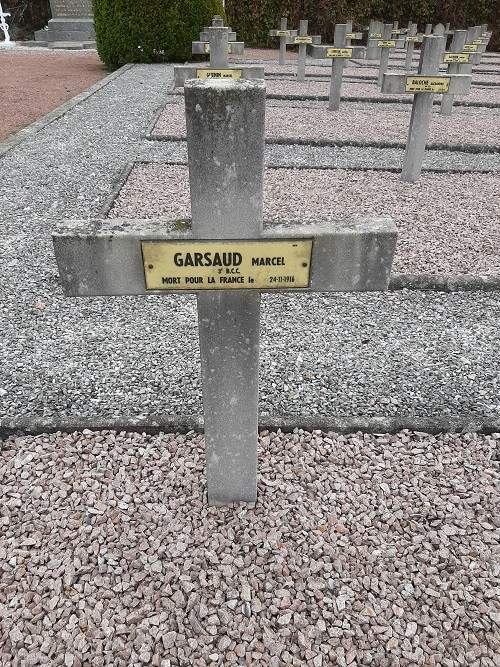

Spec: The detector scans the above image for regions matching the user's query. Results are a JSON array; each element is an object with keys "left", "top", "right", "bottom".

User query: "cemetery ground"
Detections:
[{"left": 1, "top": 46, "right": 500, "bottom": 666}]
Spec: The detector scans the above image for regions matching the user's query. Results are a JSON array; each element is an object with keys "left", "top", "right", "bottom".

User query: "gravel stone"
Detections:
[{"left": 1, "top": 53, "right": 500, "bottom": 666}]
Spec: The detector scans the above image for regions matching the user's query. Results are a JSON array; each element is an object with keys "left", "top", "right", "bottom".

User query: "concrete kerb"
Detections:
[
  {"left": 1, "top": 416, "right": 499, "bottom": 440},
  {"left": 266, "top": 93, "right": 500, "bottom": 108},
  {"left": 145, "top": 126, "right": 500, "bottom": 154},
  {"left": 0, "top": 63, "right": 134, "bottom": 158}
]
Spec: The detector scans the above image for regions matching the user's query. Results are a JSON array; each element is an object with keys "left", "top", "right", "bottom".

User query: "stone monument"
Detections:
[{"left": 35, "top": 0, "right": 95, "bottom": 44}]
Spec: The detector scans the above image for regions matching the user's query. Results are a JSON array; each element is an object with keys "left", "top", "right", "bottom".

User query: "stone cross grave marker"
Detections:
[
  {"left": 0, "top": 1, "right": 13, "bottom": 45},
  {"left": 440, "top": 29, "right": 482, "bottom": 116},
  {"left": 268, "top": 17, "right": 298, "bottom": 66},
  {"left": 53, "top": 78, "right": 397, "bottom": 505},
  {"left": 391, "top": 21, "right": 407, "bottom": 49},
  {"left": 175, "top": 16, "right": 263, "bottom": 87},
  {"left": 366, "top": 20, "right": 384, "bottom": 59},
  {"left": 425, "top": 24, "right": 433, "bottom": 36},
  {"left": 293, "top": 20, "right": 317, "bottom": 82},
  {"left": 344, "top": 20, "right": 363, "bottom": 46},
  {"left": 382, "top": 35, "right": 472, "bottom": 182},
  {"left": 307, "top": 24, "right": 366, "bottom": 111},
  {"left": 377, "top": 23, "right": 398, "bottom": 86},
  {"left": 404, "top": 23, "right": 422, "bottom": 71}
]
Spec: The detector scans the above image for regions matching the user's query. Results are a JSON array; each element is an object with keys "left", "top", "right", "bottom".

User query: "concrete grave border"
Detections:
[
  {"left": 145, "top": 113, "right": 500, "bottom": 153},
  {"left": 1, "top": 415, "right": 499, "bottom": 440},
  {"left": 99, "top": 159, "right": 500, "bottom": 293}
]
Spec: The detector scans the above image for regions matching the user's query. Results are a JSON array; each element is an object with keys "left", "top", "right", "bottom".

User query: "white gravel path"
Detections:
[
  {"left": 1, "top": 429, "right": 499, "bottom": 666},
  {"left": 109, "top": 163, "right": 500, "bottom": 276}
]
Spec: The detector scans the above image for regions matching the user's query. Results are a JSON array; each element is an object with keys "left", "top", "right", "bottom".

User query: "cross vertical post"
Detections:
[
  {"left": 377, "top": 24, "right": 396, "bottom": 87},
  {"left": 185, "top": 79, "right": 266, "bottom": 504},
  {"left": 404, "top": 22, "right": 420, "bottom": 71},
  {"left": 440, "top": 29, "right": 467, "bottom": 115},
  {"left": 295, "top": 20, "right": 310, "bottom": 82}
]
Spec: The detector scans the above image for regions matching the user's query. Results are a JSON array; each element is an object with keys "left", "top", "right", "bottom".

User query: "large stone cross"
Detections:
[
  {"left": 382, "top": 35, "right": 471, "bottom": 182},
  {"left": 53, "top": 79, "right": 397, "bottom": 505},
  {"left": 307, "top": 23, "right": 366, "bottom": 111},
  {"left": 175, "top": 15, "right": 263, "bottom": 87}
]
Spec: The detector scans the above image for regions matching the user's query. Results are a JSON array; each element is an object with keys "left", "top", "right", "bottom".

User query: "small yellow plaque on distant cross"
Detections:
[
  {"left": 377, "top": 40, "right": 397, "bottom": 47},
  {"left": 142, "top": 240, "right": 313, "bottom": 290},
  {"left": 326, "top": 48, "right": 353, "bottom": 58},
  {"left": 294, "top": 36, "right": 313, "bottom": 44},
  {"left": 443, "top": 53, "right": 469, "bottom": 63},
  {"left": 370, "top": 33, "right": 382, "bottom": 38},
  {"left": 276, "top": 30, "right": 291, "bottom": 36},
  {"left": 472, "top": 39, "right": 486, "bottom": 45},
  {"left": 405, "top": 36, "right": 420, "bottom": 42},
  {"left": 463, "top": 44, "right": 478, "bottom": 52},
  {"left": 197, "top": 69, "right": 242, "bottom": 79},
  {"left": 405, "top": 76, "right": 451, "bottom": 93},
  {"left": 203, "top": 44, "right": 234, "bottom": 53}
]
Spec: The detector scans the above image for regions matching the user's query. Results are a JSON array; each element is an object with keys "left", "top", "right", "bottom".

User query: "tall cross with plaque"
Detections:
[
  {"left": 53, "top": 78, "right": 397, "bottom": 505},
  {"left": 307, "top": 23, "right": 366, "bottom": 111},
  {"left": 382, "top": 35, "right": 472, "bottom": 182}
]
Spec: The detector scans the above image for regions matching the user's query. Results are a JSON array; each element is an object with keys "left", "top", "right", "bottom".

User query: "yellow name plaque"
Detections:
[
  {"left": 275, "top": 30, "right": 291, "bottom": 36},
  {"left": 294, "top": 36, "right": 313, "bottom": 44},
  {"left": 405, "top": 36, "right": 420, "bottom": 42},
  {"left": 369, "top": 33, "right": 382, "bottom": 38},
  {"left": 472, "top": 39, "right": 486, "bottom": 45},
  {"left": 345, "top": 33, "right": 357, "bottom": 39},
  {"left": 204, "top": 44, "right": 234, "bottom": 53},
  {"left": 377, "top": 40, "right": 397, "bottom": 47},
  {"left": 142, "top": 240, "right": 313, "bottom": 290},
  {"left": 326, "top": 47, "right": 353, "bottom": 58},
  {"left": 443, "top": 53, "right": 469, "bottom": 63},
  {"left": 463, "top": 44, "right": 478, "bottom": 52},
  {"left": 197, "top": 69, "right": 242, "bottom": 79},
  {"left": 405, "top": 76, "right": 451, "bottom": 93}
]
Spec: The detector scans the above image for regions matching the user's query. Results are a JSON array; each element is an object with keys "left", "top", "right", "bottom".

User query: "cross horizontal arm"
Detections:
[
  {"left": 382, "top": 72, "right": 472, "bottom": 95},
  {"left": 53, "top": 218, "right": 396, "bottom": 296},
  {"left": 192, "top": 41, "right": 244, "bottom": 55},
  {"left": 307, "top": 44, "right": 366, "bottom": 59},
  {"left": 201, "top": 30, "right": 237, "bottom": 41}
]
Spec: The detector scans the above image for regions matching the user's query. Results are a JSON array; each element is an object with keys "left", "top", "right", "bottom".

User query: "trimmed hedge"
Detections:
[
  {"left": 92, "top": 0, "right": 224, "bottom": 70},
  {"left": 225, "top": 0, "right": 498, "bottom": 52}
]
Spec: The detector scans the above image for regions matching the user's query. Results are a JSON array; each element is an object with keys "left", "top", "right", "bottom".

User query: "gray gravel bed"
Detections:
[
  {"left": 0, "top": 428, "right": 499, "bottom": 666},
  {"left": 0, "top": 62, "right": 499, "bottom": 431},
  {"left": 152, "top": 102, "right": 500, "bottom": 152},
  {"left": 266, "top": 80, "right": 500, "bottom": 106},
  {"left": 108, "top": 163, "right": 499, "bottom": 276}
]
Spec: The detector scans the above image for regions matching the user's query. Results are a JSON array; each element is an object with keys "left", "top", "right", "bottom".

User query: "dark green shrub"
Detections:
[
  {"left": 225, "top": 0, "right": 498, "bottom": 51},
  {"left": 92, "top": 0, "right": 224, "bottom": 70}
]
